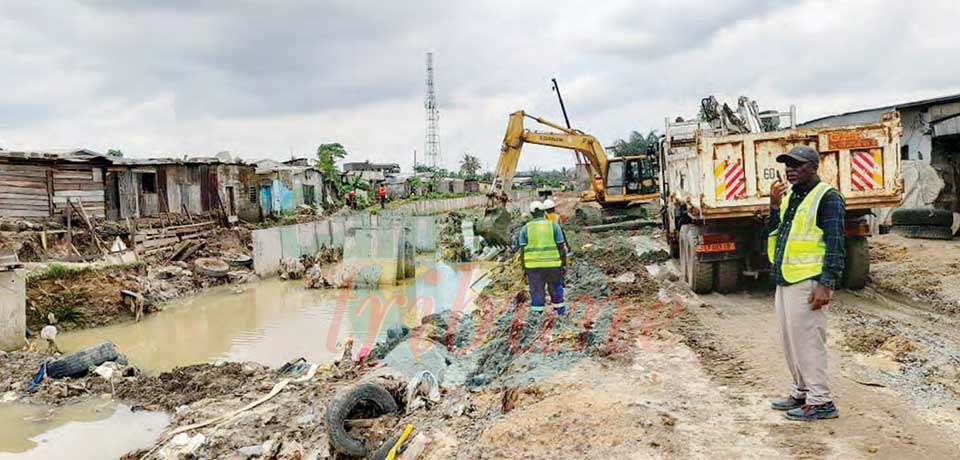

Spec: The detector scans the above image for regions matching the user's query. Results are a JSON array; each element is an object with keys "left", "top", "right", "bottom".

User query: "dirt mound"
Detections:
[{"left": 115, "top": 362, "right": 266, "bottom": 411}]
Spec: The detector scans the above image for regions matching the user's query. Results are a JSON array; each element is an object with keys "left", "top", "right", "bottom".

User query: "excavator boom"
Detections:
[{"left": 491, "top": 110, "right": 658, "bottom": 206}]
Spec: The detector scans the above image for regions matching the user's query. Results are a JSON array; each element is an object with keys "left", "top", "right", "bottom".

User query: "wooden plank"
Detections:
[
  {"left": 0, "top": 204, "right": 50, "bottom": 212},
  {"left": 0, "top": 209, "right": 50, "bottom": 217},
  {"left": 136, "top": 236, "right": 179, "bottom": 249},
  {"left": 0, "top": 171, "right": 47, "bottom": 180},
  {"left": 0, "top": 164, "right": 49, "bottom": 174},
  {"left": 53, "top": 171, "right": 93, "bottom": 179},
  {"left": 52, "top": 190, "right": 104, "bottom": 197},
  {"left": 178, "top": 229, "right": 215, "bottom": 241},
  {"left": 0, "top": 185, "right": 47, "bottom": 196},
  {"left": 0, "top": 192, "right": 50, "bottom": 201}
]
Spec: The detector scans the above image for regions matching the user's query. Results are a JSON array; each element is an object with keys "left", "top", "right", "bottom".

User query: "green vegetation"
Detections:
[
  {"left": 459, "top": 154, "right": 481, "bottom": 176},
  {"left": 106, "top": 148, "right": 123, "bottom": 157},
  {"left": 608, "top": 130, "right": 658, "bottom": 157},
  {"left": 29, "top": 263, "right": 91, "bottom": 281},
  {"left": 316, "top": 143, "right": 349, "bottom": 192}
]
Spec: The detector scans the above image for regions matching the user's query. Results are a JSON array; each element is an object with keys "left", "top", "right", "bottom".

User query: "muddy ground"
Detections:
[
  {"left": 869, "top": 233, "right": 960, "bottom": 313},
  {"left": 18, "top": 226, "right": 257, "bottom": 333},
  {"left": 4, "top": 198, "right": 960, "bottom": 459}
]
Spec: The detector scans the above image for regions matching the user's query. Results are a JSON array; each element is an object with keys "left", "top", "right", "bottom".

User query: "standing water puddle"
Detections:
[
  {"left": 1, "top": 259, "right": 489, "bottom": 457},
  {"left": 58, "top": 259, "right": 491, "bottom": 371},
  {"left": 0, "top": 399, "right": 168, "bottom": 459}
]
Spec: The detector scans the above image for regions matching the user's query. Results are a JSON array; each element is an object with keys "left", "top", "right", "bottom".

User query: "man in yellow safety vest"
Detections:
[
  {"left": 767, "top": 145, "right": 845, "bottom": 421},
  {"left": 519, "top": 200, "right": 568, "bottom": 315}
]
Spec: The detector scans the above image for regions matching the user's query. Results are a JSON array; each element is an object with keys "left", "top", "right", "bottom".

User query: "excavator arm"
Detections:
[{"left": 492, "top": 110, "right": 610, "bottom": 202}]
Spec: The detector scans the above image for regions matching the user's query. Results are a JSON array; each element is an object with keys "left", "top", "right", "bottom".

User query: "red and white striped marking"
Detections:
[
  {"left": 718, "top": 160, "right": 746, "bottom": 200},
  {"left": 851, "top": 149, "right": 882, "bottom": 191}
]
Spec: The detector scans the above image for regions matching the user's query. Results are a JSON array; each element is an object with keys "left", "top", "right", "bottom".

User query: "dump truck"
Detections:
[{"left": 661, "top": 109, "right": 903, "bottom": 293}]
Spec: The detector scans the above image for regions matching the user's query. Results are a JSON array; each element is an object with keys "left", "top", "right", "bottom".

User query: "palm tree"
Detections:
[{"left": 460, "top": 154, "right": 481, "bottom": 177}]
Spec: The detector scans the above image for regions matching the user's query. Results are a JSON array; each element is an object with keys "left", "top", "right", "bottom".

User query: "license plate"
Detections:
[{"left": 696, "top": 242, "right": 736, "bottom": 253}]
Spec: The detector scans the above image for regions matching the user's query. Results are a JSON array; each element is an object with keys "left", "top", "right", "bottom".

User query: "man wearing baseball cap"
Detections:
[
  {"left": 767, "top": 145, "right": 845, "bottom": 421},
  {"left": 519, "top": 200, "right": 568, "bottom": 315}
]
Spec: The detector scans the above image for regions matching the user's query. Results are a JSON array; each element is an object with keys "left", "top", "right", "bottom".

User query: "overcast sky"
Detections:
[{"left": 0, "top": 0, "right": 957, "bottom": 172}]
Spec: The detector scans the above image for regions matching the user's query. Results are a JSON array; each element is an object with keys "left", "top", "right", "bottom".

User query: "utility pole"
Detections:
[{"left": 425, "top": 52, "right": 441, "bottom": 169}]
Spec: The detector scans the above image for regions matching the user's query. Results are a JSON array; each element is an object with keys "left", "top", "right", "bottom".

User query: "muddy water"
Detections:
[
  {"left": 0, "top": 399, "right": 168, "bottom": 459},
  {"left": 58, "top": 259, "right": 491, "bottom": 371}
]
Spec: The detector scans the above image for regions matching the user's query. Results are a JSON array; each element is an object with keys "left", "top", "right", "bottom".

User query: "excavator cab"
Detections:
[{"left": 604, "top": 156, "right": 658, "bottom": 202}]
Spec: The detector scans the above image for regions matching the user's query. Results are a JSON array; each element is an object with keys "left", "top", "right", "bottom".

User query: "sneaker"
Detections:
[
  {"left": 770, "top": 396, "right": 805, "bottom": 411},
  {"left": 785, "top": 402, "right": 839, "bottom": 421},
  {"left": 554, "top": 306, "right": 567, "bottom": 316}
]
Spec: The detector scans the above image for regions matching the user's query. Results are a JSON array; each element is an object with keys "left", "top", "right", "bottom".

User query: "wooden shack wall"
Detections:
[
  {"left": 0, "top": 161, "right": 106, "bottom": 219},
  {"left": 0, "top": 162, "right": 51, "bottom": 218}
]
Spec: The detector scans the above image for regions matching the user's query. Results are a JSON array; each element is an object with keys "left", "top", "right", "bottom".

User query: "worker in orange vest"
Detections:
[{"left": 378, "top": 184, "right": 387, "bottom": 209}]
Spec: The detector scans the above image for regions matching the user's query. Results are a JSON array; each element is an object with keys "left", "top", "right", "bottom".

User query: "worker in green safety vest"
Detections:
[
  {"left": 519, "top": 200, "right": 568, "bottom": 315},
  {"left": 767, "top": 145, "right": 845, "bottom": 422}
]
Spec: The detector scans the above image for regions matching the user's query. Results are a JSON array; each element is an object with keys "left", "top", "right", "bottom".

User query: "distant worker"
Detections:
[
  {"left": 767, "top": 145, "right": 845, "bottom": 421},
  {"left": 519, "top": 201, "right": 567, "bottom": 316},
  {"left": 542, "top": 199, "right": 569, "bottom": 254},
  {"left": 378, "top": 184, "right": 387, "bottom": 209}
]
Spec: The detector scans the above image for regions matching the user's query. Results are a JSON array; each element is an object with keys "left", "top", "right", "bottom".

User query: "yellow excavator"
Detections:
[
  {"left": 491, "top": 110, "right": 659, "bottom": 206},
  {"left": 476, "top": 111, "right": 660, "bottom": 246}
]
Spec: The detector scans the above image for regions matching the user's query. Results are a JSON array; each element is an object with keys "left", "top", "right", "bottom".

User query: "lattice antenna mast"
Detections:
[{"left": 424, "top": 52, "right": 441, "bottom": 169}]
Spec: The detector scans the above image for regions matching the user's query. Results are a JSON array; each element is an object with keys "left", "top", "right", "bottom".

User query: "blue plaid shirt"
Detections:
[{"left": 767, "top": 178, "right": 845, "bottom": 289}]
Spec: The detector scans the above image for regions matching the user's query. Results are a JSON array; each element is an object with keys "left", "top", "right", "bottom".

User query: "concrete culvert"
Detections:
[{"left": 324, "top": 382, "right": 399, "bottom": 457}]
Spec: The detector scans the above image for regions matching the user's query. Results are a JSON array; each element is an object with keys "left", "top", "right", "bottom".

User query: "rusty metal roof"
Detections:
[{"left": 0, "top": 148, "right": 111, "bottom": 163}]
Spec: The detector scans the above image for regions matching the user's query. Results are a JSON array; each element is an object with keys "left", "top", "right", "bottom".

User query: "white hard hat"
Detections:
[
  {"left": 542, "top": 199, "right": 556, "bottom": 210},
  {"left": 529, "top": 201, "right": 543, "bottom": 213}
]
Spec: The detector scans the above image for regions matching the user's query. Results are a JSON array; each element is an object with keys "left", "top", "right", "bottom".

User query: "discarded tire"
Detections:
[
  {"left": 891, "top": 224, "right": 954, "bottom": 240},
  {"left": 194, "top": 258, "right": 230, "bottom": 277},
  {"left": 325, "top": 382, "right": 399, "bottom": 457},
  {"left": 891, "top": 208, "right": 953, "bottom": 227},
  {"left": 47, "top": 342, "right": 120, "bottom": 379}
]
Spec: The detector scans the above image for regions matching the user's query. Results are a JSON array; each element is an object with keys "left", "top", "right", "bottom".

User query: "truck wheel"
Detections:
[
  {"left": 891, "top": 208, "right": 953, "bottom": 227},
  {"left": 891, "top": 224, "right": 954, "bottom": 240},
  {"left": 715, "top": 259, "right": 740, "bottom": 293},
  {"left": 680, "top": 225, "right": 714, "bottom": 294},
  {"left": 843, "top": 236, "right": 869, "bottom": 290}
]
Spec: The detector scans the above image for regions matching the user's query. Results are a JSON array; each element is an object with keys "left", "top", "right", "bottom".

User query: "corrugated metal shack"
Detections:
[
  {"left": 254, "top": 159, "right": 326, "bottom": 215},
  {"left": 0, "top": 149, "right": 111, "bottom": 219},
  {"left": 106, "top": 158, "right": 261, "bottom": 222}
]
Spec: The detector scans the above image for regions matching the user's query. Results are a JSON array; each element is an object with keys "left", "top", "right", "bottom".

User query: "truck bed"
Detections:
[{"left": 664, "top": 113, "right": 903, "bottom": 219}]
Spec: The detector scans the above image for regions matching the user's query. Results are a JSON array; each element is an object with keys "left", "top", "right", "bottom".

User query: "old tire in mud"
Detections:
[
  {"left": 842, "top": 236, "right": 869, "bottom": 290},
  {"left": 324, "top": 382, "right": 399, "bottom": 457},
  {"left": 714, "top": 259, "right": 740, "bottom": 293},
  {"left": 891, "top": 208, "right": 953, "bottom": 228},
  {"left": 891, "top": 224, "right": 954, "bottom": 240},
  {"left": 47, "top": 342, "right": 120, "bottom": 379},
  {"left": 679, "top": 225, "right": 714, "bottom": 294},
  {"left": 194, "top": 258, "right": 230, "bottom": 277}
]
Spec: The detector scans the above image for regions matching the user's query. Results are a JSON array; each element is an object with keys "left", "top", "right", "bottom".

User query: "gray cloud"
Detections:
[{"left": 0, "top": 0, "right": 957, "bottom": 172}]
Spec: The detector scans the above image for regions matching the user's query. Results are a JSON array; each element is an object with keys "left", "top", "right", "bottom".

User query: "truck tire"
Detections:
[
  {"left": 842, "top": 236, "right": 869, "bottom": 290},
  {"left": 325, "top": 382, "right": 399, "bottom": 457},
  {"left": 891, "top": 208, "right": 953, "bottom": 227},
  {"left": 891, "top": 224, "right": 954, "bottom": 240},
  {"left": 47, "top": 342, "right": 120, "bottom": 379},
  {"left": 680, "top": 225, "right": 714, "bottom": 294},
  {"left": 714, "top": 259, "right": 740, "bottom": 293}
]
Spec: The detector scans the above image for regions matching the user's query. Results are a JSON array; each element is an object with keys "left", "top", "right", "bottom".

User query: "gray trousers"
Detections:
[{"left": 775, "top": 279, "right": 832, "bottom": 405}]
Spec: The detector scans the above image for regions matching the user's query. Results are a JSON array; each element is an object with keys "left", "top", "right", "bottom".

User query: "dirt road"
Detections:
[{"left": 685, "top": 280, "right": 960, "bottom": 459}]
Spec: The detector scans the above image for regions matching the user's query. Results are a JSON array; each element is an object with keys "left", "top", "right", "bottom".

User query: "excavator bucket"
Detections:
[{"left": 475, "top": 207, "right": 513, "bottom": 248}]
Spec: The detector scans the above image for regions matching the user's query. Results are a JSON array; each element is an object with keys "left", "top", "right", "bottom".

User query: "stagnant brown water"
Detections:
[
  {"left": 57, "top": 259, "right": 490, "bottom": 370},
  {"left": 1, "top": 259, "right": 490, "bottom": 456},
  {"left": 0, "top": 400, "right": 168, "bottom": 458}
]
